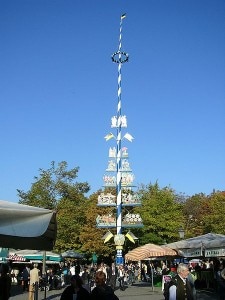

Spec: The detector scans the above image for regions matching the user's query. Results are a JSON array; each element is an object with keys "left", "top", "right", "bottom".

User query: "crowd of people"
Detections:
[
  {"left": 1, "top": 257, "right": 225, "bottom": 300},
  {"left": 0, "top": 260, "right": 140, "bottom": 300},
  {"left": 60, "top": 271, "right": 119, "bottom": 300},
  {"left": 59, "top": 261, "right": 143, "bottom": 300},
  {"left": 61, "top": 261, "right": 141, "bottom": 292}
]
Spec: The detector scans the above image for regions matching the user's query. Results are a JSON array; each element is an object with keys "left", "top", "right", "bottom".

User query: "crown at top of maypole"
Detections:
[{"left": 111, "top": 13, "right": 129, "bottom": 64}]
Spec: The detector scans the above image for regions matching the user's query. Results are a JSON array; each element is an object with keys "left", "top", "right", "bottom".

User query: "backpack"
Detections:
[{"left": 163, "top": 277, "right": 177, "bottom": 300}]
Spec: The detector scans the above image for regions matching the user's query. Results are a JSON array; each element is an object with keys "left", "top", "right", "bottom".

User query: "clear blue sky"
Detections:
[{"left": 1, "top": 0, "right": 225, "bottom": 203}]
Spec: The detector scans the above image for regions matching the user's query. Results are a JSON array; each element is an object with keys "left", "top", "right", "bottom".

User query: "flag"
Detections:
[
  {"left": 124, "top": 132, "right": 134, "bottom": 142},
  {"left": 104, "top": 133, "right": 115, "bottom": 141},
  {"left": 121, "top": 13, "right": 126, "bottom": 20},
  {"left": 102, "top": 231, "right": 114, "bottom": 243},
  {"left": 125, "top": 231, "right": 137, "bottom": 244}
]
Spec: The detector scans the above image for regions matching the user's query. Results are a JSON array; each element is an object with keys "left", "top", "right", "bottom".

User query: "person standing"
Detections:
[
  {"left": 11, "top": 266, "right": 19, "bottom": 284},
  {"left": 75, "top": 262, "right": 81, "bottom": 275},
  {"left": 118, "top": 265, "right": 125, "bottom": 291},
  {"left": 141, "top": 263, "right": 147, "bottom": 281},
  {"left": 81, "top": 266, "right": 91, "bottom": 292},
  {"left": 107, "top": 262, "right": 118, "bottom": 291},
  {"left": 70, "top": 264, "right": 76, "bottom": 276},
  {"left": 22, "top": 264, "right": 30, "bottom": 292},
  {"left": 169, "top": 263, "right": 194, "bottom": 300},
  {"left": 216, "top": 260, "right": 225, "bottom": 300},
  {"left": 28, "top": 264, "right": 40, "bottom": 300},
  {"left": 62, "top": 263, "right": 70, "bottom": 285},
  {"left": 90, "top": 271, "right": 118, "bottom": 300},
  {"left": 187, "top": 269, "right": 197, "bottom": 300},
  {"left": 0, "top": 264, "right": 11, "bottom": 300},
  {"left": 60, "top": 274, "right": 90, "bottom": 300}
]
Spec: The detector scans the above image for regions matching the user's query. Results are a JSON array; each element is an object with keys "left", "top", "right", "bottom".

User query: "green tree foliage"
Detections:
[
  {"left": 16, "top": 161, "right": 225, "bottom": 258},
  {"left": 183, "top": 193, "right": 207, "bottom": 237},
  {"left": 55, "top": 192, "right": 90, "bottom": 252},
  {"left": 18, "top": 161, "right": 90, "bottom": 209},
  {"left": 79, "top": 191, "right": 117, "bottom": 258},
  {"left": 17, "top": 161, "right": 90, "bottom": 253},
  {"left": 137, "top": 182, "right": 184, "bottom": 245},
  {"left": 202, "top": 191, "right": 225, "bottom": 234}
]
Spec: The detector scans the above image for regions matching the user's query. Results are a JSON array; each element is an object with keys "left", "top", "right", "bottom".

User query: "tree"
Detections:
[
  {"left": 202, "top": 191, "right": 225, "bottom": 234},
  {"left": 55, "top": 196, "right": 88, "bottom": 252},
  {"left": 17, "top": 161, "right": 90, "bottom": 252},
  {"left": 79, "top": 191, "right": 118, "bottom": 259},
  {"left": 183, "top": 193, "right": 207, "bottom": 237},
  {"left": 18, "top": 161, "right": 90, "bottom": 209},
  {"left": 137, "top": 182, "right": 184, "bottom": 245}
]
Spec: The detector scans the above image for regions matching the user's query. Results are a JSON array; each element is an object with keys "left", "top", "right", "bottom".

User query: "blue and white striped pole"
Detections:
[
  {"left": 116, "top": 15, "right": 123, "bottom": 237},
  {"left": 112, "top": 13, "right": 128, "bottom": 265}
]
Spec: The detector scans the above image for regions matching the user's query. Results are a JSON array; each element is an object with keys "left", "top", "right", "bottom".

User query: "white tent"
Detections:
[
  {"left": 166, "top": 233, "right": 225, "bottom": 257},
  {"left": 0, "top": 200, "right": 57, "bottom": 250}
]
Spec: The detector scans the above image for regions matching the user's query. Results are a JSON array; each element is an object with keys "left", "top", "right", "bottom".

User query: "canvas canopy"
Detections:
[
  {"left": 0, "top": 200, "right": 57, "bottom": 250},
  {"left": 9, "top": 249, "right": 62, "bottom": 262},
  {"left": 8, "top": 254, "right": 27, "bottom": 261},
  {"left": 125, "top": 243, "right": 177, "bottom": 261},
  {"left": 165, "top": 233, "right": 225, "bottom": 257}
]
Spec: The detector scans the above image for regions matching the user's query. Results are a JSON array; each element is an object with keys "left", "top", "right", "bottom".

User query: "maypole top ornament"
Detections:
[
  {"left": 111, "top": 51, "right": 129, "bottom": 64},
  {"left": 111, "top": 13, "right": 128, "bottom": 65}
]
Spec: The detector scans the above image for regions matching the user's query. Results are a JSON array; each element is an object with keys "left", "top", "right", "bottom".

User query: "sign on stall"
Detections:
[
  {"left": 205, "top": 248, "right": 225, "bottom": 257},
  {"left": 182, "top": 248, "right": 202, "bottom": 257}
]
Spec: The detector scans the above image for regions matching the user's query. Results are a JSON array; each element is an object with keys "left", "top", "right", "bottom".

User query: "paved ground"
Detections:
[{"left": 10, "top": 282, "right": 219, "bottom": 300}]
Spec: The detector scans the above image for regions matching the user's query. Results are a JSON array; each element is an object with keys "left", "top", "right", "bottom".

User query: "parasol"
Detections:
[{"left": 125, "top": 243, "right": 177, "bottom": 261}]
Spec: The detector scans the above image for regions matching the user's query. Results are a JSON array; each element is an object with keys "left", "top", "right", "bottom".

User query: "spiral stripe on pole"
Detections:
[
  {"left": 111, "top": 14, "right": 128, "bottom": 264},
  {"left": 116, "top": 17, "right": 123, "bottom": 235}
]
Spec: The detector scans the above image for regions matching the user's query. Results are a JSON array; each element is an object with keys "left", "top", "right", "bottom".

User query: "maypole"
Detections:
[
  {"left": 96, "top": 14, "right": 143, "bottom": 266},
  {"left": 116, "top": 14, "right": 126, "bottom": 235},
  {"left": 112, "top": 13, "right": 129, "bottom": 264}
]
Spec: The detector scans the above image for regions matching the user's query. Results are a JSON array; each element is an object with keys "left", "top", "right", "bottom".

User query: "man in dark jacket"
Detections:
[
  {"left": 60, "top": 275, "right": 90, "bottom": 300},
  {"left": 169, "top": 263, "right": 194, "bottom": 300},
  {"left": 0, "top": 264, "right": 11, "bottom": 300},
  {"left": 91, "top": 271, "right": 119, "bottom": 300},
  {"left": 107, "top": 263, "right": 118, "bottom": 291}
]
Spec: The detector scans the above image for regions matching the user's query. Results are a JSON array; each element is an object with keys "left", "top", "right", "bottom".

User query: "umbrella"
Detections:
[
  {"left": 61, "top": 250, "right": 84, "bottom": 259},
  {"left": 0, "top": 200, "right": 57, "bottom": 250},
  {"left": 125, "top": 243, "right": 177, "bottom": 261}
]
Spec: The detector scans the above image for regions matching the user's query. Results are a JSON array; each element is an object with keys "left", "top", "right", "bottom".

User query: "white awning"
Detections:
[
  {"left": 165, "top": 233, "right": 225, "bottom": 257},
  {"left": 0, "top": 200, "right": 57, "bottom": 250}
]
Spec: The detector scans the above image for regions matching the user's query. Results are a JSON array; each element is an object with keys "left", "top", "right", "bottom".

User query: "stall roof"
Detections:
[
  {"left": 166, "top": 233, "right": 225, "bottom": 250},
  {"left": 0, "top": 200, "right": 57, "bottom": 250},
  {"left": 9, "top": 249, "right": 62, "bottom": 262}
]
